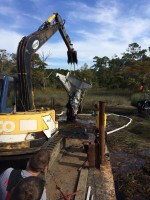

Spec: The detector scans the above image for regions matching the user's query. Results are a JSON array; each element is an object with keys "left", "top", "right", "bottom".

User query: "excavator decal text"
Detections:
[
  {"left": 0, "top": 120, "right": 15, "bottom": 133},
  {"left": 32, "top": 40, "right": 40, "bottom": 49}
]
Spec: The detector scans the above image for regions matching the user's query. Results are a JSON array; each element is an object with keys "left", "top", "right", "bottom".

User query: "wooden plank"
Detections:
[
  {"left": 48, "top": 143, "right": 61, "bottom": 169},
  {"left": 75, "top": 168, "right": 88, "bottom": 200}
]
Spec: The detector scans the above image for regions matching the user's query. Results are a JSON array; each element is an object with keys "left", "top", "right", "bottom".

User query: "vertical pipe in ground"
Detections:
[{"left": 99, "top": 101, "right": 105, "bottom": 165}]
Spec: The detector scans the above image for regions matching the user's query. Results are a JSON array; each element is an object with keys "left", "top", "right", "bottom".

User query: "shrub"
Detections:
[{"left": 131, "top": 92, "right": 144, "bottom": 106}]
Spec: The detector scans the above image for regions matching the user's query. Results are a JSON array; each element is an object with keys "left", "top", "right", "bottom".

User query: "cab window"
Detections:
[
  {"left": 0, "top": 79, "right": 3, "bottom": 102},
  {"left": 6, "top": 81, "right": 15, "bottom": 108}
]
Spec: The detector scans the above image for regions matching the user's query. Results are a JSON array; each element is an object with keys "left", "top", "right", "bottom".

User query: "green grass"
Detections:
[
  {"left": 34, "top": 87, "right": 133, "bottom": 112},
  {"left": 130, "top": 92, "right": 145, "bottom": 106},
  {"left": 34, "top": 87, "right": 67, "bottom": 108}
]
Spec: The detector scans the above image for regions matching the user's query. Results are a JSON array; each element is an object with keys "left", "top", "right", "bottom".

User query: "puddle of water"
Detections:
[
  {"left": 76, "top": 118, "right": 95, "bottom": 125},
  {"left": 57, "top": 115, "right": 67, "bottom": 122},
  {"left": 58, "top": 115, "right": 96, "bottom": 125}
]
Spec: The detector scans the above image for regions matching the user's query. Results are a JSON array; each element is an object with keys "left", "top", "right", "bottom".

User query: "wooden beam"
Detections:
[{"left": 75, "top": 168, "right": 88, "bottom": 200}]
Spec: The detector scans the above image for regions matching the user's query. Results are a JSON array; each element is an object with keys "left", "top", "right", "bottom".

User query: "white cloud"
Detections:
[
  {"left": 0, "top": 30, "right": 22, "bottom": 53},
  {"left": 67, "top": 0, "right": 119, "bottom": 25},
  {"left": 22, "top": 13, "right": 43, "bottom": 22},
  {"left": 66, "top": 0, "right": 150, "bottom": 62},
  {"left": 0, "top": 6, "right": 16, "bottom": 16}
]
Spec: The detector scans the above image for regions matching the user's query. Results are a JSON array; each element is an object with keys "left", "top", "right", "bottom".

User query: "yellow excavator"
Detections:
[{"left": 0, "top": 13, "right": 78, "bottom": 157}]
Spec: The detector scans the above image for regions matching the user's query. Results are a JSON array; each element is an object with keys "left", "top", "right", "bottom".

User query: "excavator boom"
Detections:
[{"left": 17, "top": 13, "right": 77, "bottom": 111}]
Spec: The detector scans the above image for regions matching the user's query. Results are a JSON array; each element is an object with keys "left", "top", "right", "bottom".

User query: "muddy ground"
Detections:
[{"left": 106, "top": 107, "right": 150, "bottom": 200}]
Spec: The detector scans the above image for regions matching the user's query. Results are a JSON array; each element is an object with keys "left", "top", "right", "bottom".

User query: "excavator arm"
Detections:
[{"left": 17, "top": 13, "right": 77, "bottom": 111}]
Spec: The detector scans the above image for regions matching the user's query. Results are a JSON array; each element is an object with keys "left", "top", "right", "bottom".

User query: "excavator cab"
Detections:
[{"left": 0, "top": 76, "right": 17, "bottom": 113}]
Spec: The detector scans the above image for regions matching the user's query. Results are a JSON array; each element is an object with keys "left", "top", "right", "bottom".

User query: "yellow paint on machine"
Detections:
[
  {"left": 0, "top": 109, "right": 58, "bottom": 134},
  {"left": 95, "top": 112, "right": 107, "bottom": 129},
  {"left": 47, "top": 13, "right": 56, "bottom": 23},
  {"left": 1, "top": 141, "right": 30, "bottom": 150}
]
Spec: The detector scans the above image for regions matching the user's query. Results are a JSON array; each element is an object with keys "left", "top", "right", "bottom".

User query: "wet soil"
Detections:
[{"left": 106, "top": 109, "right": 150, "bottom": 200}]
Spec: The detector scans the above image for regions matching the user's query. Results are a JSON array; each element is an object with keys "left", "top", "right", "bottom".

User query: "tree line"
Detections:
[{"left": 0, "top": 42, "right": 150, "bottom": 91}]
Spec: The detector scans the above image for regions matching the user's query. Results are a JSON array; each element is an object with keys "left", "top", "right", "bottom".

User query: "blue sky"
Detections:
[{"left": 0, "top": 0, "right": 150, "bottom": 69}]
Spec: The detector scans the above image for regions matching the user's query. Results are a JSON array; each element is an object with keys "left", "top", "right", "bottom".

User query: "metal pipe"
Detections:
[
  {"left": 86, "top": 186, "right": 91, "bottom": 200},
  {"left": 99, "top": 101, "right": 105, "bottom": 165},
  {"left": 91, "top": 195, "right": 94, "bottom": 200}
]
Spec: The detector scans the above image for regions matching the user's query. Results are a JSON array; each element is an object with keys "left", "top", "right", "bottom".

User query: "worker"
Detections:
[
  {"left": 9, "top": 176, "right": 44, "bottom": 200},
  {"left": 0, "top": 149, "right": 50, "bottom": 200},
  {"left": 140, "top": 85, "right": 144, "bottom": 92}
]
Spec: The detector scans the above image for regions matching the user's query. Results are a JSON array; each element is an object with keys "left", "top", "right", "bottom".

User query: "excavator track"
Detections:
[
  {"left": 42, "top": 132, "right": 63, "bottom": 151},
  {"left": 42, "top": 132, "right": 64, "bottom": 168}
]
